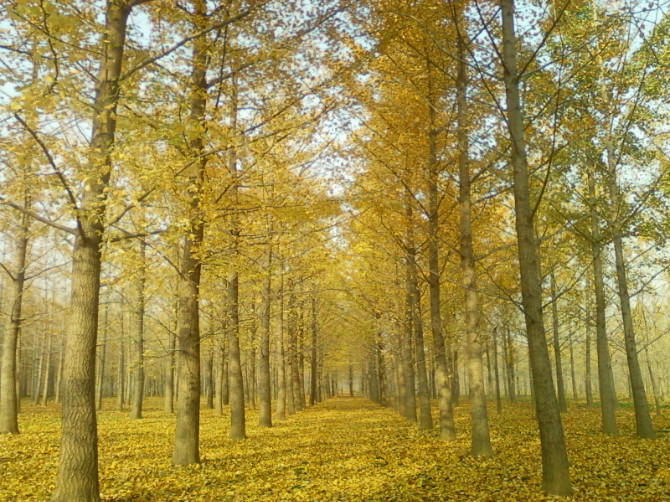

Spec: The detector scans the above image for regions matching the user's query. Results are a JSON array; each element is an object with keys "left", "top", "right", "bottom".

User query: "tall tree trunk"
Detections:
[
  {"left": 226, "top": 70, "right": 246, "bottom": 441},
  {"left": 426, "top": 72, "right": 455, "bottom": 439},
  {"left": 644, "top": 343, "right": 661, "bottom": 416},
  {"left": 568, "top": 330, "right": 577, "bottom": 401},
  {"left": 116, "top": 311, "right": 125, "bottom": 412},
  {"left": 205, "top": 349, "right": 214, "bottom": 410},
  {"left": 584, "top": 314, "right": 593, "bottom": 406},
  {"left": 550, "top": 274, "right": 567, "bottom": 413},
  {"left": 172, "top": 0, "right": 209, "bottom": 465},
  {"left": 130, "top": 240, "right": 146, "bottom": 420},
  {"left": 376, "top": 333, "right": 386, "bottom": 406},
  {"left": 96, "top": 304, "right": 108, "bottom": 411},
  {"left": 227, "top": 271, "right": 246, "bottom": 439},
  {"left": 289, "top": 291, "right": 303, "bottom": 411},
  {"left": 493, "top": 328, "right": 502, "bottom": 414},
  {"left": 500, "top": 0, "right": 572, "bottom": 493},
  {"left": 55, "top": 335, "right": 64, "bottom": 404},
  {"left": 276, "top": 270, "right": 287, "bottom": 420},
  {"left": 406, "top": 206, "right": 432, "bottom": 430},
  {"left": 296, "top": 309, "right": 306, "bottom": 409},
  {"left": 587, "top": 170, "right": 617, "bottom": 433},
  {"left": 451, "top": 349, "right": 460, "bottom": 406},
  {"left": 606, "top": 173, "right": 655, "bottom": 438},
  {"left": 401, "top": 281, "right": 417, "bottom": 421},
  {"left": 164, "top": 328, "right": 175, "bottom": 414},
  {"left": 309, "top": 295, "right": 318, "bottom": 406},
  {"left": 258, "top": 247, "right": 273, "bottom": 427},
  {"left": 214, "top": 340, "right": 224, "bottom": 415},
  {"left": 51, "top": 2, "right": 133, "bottom": 500},
  {"left": 41, "top": 333, "right": 53, "bottom": 406},
  {"left": 455, "top": 23, "right": 492, "bottom": 456},
  {"left": 0, "top": 209, "right": 28, "bottom": 433}
]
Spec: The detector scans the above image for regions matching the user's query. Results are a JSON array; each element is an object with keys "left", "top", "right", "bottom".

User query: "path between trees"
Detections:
[{"left": 0, "top": 397, "right": 668, "bottom": 501}]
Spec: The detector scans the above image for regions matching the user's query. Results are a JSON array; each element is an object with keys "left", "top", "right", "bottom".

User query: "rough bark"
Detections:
[
  {"left": 0, "top": 209, "right": 28, "bottom": 433},
  {"left": 172, "top": 0, "right": 208, "bottom": 465},
  {"left": 500, "top": 0, "right": 572, "bottom": 493},
  {"left": 50, "top": 2, "right": 133, "bottom": 500}
]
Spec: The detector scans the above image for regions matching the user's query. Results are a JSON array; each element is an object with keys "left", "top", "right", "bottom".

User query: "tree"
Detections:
[{"left": 499, "top": 0, "right": 572, "bottom": 494}]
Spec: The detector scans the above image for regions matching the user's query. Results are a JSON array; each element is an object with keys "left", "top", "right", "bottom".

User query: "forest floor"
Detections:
[{"left": 0, "top": 397, "right": 668, "bottom": 502}]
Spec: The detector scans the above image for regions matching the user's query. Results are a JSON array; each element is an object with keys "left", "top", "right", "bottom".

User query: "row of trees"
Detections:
[
  {"left": 0, "top": 1, "right": 362, "bottom": 501},
  {"left": 336, "top": 0, "right": 670, "bottom": 497},
  {"left": 1, "top": 0, "right": 670, "bottom": 500}
]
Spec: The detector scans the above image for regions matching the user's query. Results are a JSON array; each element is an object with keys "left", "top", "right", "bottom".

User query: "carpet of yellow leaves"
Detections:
[{"left": 0, "top": 397, "right": 668, "bottom": 501}]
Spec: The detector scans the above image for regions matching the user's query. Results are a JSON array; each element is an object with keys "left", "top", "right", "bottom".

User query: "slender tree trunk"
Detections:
[
  {"left": 401, "top": 281, "right": 417, "bottom": 421},
  {"left": 95, "top": 304, "right": 108, "bottom": 411},
  {"left": 500, "top": 0, "right": 572, "bottom": 493},
  {"left": 276, "top": 270, "right": 287, "bottom": 420},
  {"left": 585, "top": 318, "right": 593, "bottom": 406},
  {"left": 289, "top": 292, "right": 303, "bottom": 411},
  {"left": 205, "top": 350, "right": 214, "bottom": 410},
  {"left": 55, "top": 336, "right": 64, "bottom": 404},
  {"left": 164, "top": 327, "right": 175, "bottom": 414},
  {"left": 34, "top": 331, "right": 45, "bottom": 404},
  {"left": 227, "top": 271, "right": 246, "bottom": 439},
  {"left": 455, "top": 25, "right": 491, "bottom": 456},
  {"left": 406, "top": 207, "right": 432, "bottom": 430},
  {"left": 568, "top": 330, "right": 578, "bottom": 401},
  {"left": 0, "top": 210, "right": 28, "bottom": 433},
  {"left": 550, "top": 274, "right": 567, "bottom": 413},
  {"left": 172, "top": 0, "right": 209, "bottom": 464},
  {"left": 644, "top": 344, "right": 661, "bottom": 416},
  {"left": 587, "top": 170, "right": 617, "bottom": 433},
  {"left": 376, "top": 334, "right": 386, "bottom": 406},
  {"left": 41, "top": 333, "right": 53, "bottom": 406},
  {"left": 309, "top": 295, "right": 318, "bottom": 406},
  {"left": 116, "top": 312, "right": 125, "bottom": 412},
  {"left": 426, "top": 74, "right": 455, "bottom": 439},
  {"left": 607, "top": 185, "right": 654, "bottom": 437},
  {"left": 226, "top": 70, "right": 246, "bottom": 440},
  {"left": 214, "top": 340, "right": 224, "bottom": 415},
  {"left": 296, "top": 311, "right": 306, "bottom": 409},
  {"left": 493, "top": 328, "right": 502, "bottom": 414},
  {"left": 130, "top": 240, "right": 146, "bottom": 420},
  {"left": 258, "top": 247, "right": 272, "bottom": 427}
]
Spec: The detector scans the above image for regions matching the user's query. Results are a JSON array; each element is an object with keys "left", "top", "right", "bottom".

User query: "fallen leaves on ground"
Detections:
[{"left": 0, "top": 397, "right": 668, "bottom": 501}]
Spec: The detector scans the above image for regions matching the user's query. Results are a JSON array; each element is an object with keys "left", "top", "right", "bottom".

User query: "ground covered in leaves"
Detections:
[{"left": 0, "top": 396, "right": 668, "bottom": 501}]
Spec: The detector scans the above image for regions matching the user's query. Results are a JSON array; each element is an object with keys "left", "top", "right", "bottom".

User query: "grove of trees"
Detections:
[{"left": 1, "top": 0, "right": 670, "bottom": 500}]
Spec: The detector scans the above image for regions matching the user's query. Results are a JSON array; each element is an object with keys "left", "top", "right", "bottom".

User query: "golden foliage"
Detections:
[{"left": 0, "top": 398, "right": 668, "bottom": 501}]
